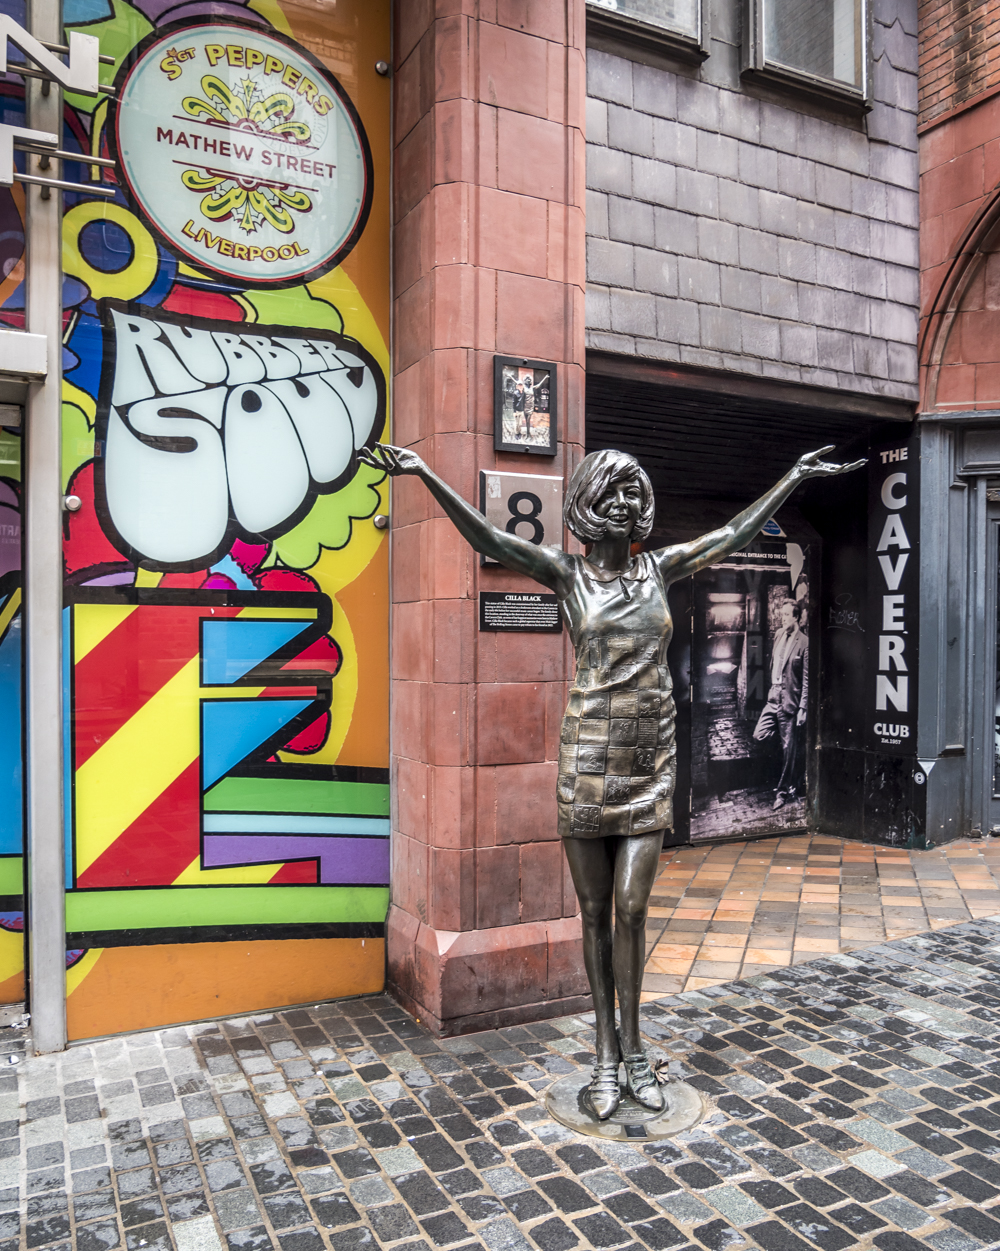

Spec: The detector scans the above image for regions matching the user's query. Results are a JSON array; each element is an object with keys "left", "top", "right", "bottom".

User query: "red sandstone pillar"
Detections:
[{"left": 387, "top": 0, "right": 589, "bottom": 1034}]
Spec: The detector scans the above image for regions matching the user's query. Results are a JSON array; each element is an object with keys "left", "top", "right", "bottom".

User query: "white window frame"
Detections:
[
  {"left": 742, "top": 0, "right": 872, "bottom": 113},
  {"left": 585, "top": 0, "right": 710, "bottom": 64}
]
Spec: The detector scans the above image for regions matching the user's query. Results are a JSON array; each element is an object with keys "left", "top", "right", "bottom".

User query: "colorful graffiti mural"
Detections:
[
  {"left": 28, "top": 0, "right": 391, "bottom": 1038},
  {"left": 0, "top": 417, "right": 23, "bottom": 1005}
]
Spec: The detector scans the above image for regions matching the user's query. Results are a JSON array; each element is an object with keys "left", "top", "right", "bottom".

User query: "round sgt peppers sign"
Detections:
[{"left": 111, "top": 21, "right": 373, "bottom": 288}]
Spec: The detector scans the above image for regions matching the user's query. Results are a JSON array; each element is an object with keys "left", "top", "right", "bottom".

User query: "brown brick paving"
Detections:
[{"left": 642, "top": 834, "right": 1000, "bottom": 998}]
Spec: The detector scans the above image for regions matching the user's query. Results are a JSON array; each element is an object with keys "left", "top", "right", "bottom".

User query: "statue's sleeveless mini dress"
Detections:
[{"left": 556, "top": 552, "right": 676, "bottom": 838}]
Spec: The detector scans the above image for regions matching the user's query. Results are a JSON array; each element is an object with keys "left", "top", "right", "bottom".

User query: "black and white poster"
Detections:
[{"left": 689, "top": 538, "right": 815, "bottom": 841}]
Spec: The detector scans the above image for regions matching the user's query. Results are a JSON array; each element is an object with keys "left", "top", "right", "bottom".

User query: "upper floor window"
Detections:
[
  {"left": 744, "top": 0, "right": 869, "bottom": 110},
  {"left": 588, "top": 0, "right": 699, "bottom": 40},
  {"left": 586, "top": 0, "right": 707, "bottom": 62}
]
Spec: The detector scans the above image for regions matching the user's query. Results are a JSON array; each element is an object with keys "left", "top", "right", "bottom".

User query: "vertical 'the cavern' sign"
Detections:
[{"left": 867, "top": 437, "right": 919, "bottom": 754}]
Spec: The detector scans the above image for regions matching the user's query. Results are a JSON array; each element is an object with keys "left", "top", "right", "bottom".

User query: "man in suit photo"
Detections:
[{"left": 752, "top": 597, "right": 808, "bottom": 810}]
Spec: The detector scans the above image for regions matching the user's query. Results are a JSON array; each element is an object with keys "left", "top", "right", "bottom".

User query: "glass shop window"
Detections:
[
  {"left": 587, "top": 0, "right": 700, "bottom": 40},
  {"left": 745, "top": 0, "right": 869, "bottom": 108}
]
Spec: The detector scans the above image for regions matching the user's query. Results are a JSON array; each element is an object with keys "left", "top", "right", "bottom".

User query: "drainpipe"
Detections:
[{"left": 24, "top": 0, "right": 67, "bottom": 1054}]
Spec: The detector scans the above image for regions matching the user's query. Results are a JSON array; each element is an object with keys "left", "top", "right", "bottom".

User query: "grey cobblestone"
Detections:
[{"left": 18, "top": 920, "right": 1000, "bottom": 1251}]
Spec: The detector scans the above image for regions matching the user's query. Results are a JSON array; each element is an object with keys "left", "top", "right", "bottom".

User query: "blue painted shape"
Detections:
[
  {"left": 63, "top": 277, "right": 89, "bottom": 308},
  {"left": 0, "top": 607, "right": 22, "bottom": 856},
  {"left": 64, "top": 0, "right": 112, "bottom": 21},
  {"left": 209, "top": 554, "right": 255, "bottom": 591},
  {"left": 1, "top": 274, "right": 82, "bottom": 315},
  {"left": 203, "top": 814, "right": 391, "bottom": 838},
  {"left": 201, "top": 699, "right": 312, "bottom": 789},
  {"left": 65, "top": 313, "right": 103, "bottom": 400},
  {"left": 202, "top": 618, "right": 314, "bottom": 685},
  {"left": 0, "top": 96, "right": 25, "bottom": 127},
  {"left": 0, "top": 0, "right": 26, "bottom": 27},
  {"left": 79, "top": 218, "right": 133, "bottom": 272},
  {"left": 134, "top": 251, "right": 178, "bottom": 309}
]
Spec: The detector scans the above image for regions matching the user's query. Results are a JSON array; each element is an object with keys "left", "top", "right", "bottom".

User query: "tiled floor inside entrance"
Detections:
[{"left": 643, "top": 833, "right": 1000, "bottom": 997}]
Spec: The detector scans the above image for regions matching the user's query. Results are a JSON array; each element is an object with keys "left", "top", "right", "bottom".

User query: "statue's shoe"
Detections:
[
  {"left": 584, "top": 1061, "right": 621, "bottom": 1120},
  {"left": 621, "top": 1048, "right": 665, "bottom": 1112}
]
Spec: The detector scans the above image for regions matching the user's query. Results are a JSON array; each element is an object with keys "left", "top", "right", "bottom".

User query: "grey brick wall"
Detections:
[{"left": 585, "top": 0, "right": 919, "bottom": 401}]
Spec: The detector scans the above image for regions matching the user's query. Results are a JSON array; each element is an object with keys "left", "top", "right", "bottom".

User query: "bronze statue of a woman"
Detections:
[{"left": 360, "top": 441, "right": 863, "bottom": 1120}]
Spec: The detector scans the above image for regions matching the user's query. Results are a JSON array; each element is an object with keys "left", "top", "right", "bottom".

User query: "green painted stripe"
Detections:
[
  {"left": 0, "top": 858, "right": 22, "bottom": 895},
  {"left": 204, "top": 777, "right": 389, "bottom": 817},
  {"left": 66, "top": 886, "right": 389, "bottom": 933}
]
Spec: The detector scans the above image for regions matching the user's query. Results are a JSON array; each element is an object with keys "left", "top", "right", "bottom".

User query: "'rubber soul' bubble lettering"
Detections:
[{"left": 100, "top": 306, "right": 385, "bottom": 567}]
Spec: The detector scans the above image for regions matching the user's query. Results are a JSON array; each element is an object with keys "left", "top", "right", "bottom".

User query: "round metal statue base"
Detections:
[{"left": 544, "top": 1072, "right": 705, "bottom": 1141}]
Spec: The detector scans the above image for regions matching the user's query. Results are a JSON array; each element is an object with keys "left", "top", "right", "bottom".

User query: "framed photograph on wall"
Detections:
[{"left": 494, "top": 356, "right": 557, "bottom": 456}]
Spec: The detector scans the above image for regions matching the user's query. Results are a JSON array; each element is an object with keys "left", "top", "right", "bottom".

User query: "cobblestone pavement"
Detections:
[
  {"left": 11, "top": 919, "right": 1000, "bottom": 1251},
  {"left": 643, "top": 836, "right": 1000, "bottom": 997}
]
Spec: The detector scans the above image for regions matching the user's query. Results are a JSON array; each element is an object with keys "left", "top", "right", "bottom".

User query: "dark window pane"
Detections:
[
  {"left": 763, "top": 0, "right": 862, "bottom": 88},
  {"left": 588, "top": 0, "right": 699, "bottom": 39}
]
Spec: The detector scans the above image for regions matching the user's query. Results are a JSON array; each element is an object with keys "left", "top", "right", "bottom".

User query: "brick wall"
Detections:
[
  {"left": 920, "top": 89, "right": 1000, "bottom": 409},
  {"left": 919, "top": 0, "right": 1000, "bottom": 130},
  {"left": 387, "top": 0, "right": 590, "bottom": 1035},
  {"left": 585, "top": 0, "right": 920, "bottom": 402}
]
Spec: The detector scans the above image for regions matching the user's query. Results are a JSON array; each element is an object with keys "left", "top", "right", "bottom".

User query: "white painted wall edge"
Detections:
[{"left": 0, "top": 327, "right": 46, "bottom": 378}]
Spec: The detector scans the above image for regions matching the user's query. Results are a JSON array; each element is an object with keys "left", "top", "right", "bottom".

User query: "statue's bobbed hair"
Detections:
[{"left": 564, "top": 449, "right": 655, "bottom": 543}]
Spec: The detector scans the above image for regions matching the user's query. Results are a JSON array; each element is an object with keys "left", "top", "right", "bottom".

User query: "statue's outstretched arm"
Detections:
[
  {"left": 359, "top": 444, "right": 575, "bottom": 594},
  {"left": 652, "top": 445, "right": 866, "bottom": 583}
]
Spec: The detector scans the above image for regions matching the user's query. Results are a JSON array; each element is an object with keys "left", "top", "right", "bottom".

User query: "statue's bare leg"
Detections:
[
  {"left": 562, "top": 837, "right": 618, "bottom": 1065},
  {"left": 562, "top": 836, "right": 627, "bottom": 1118},
  {"left": 613, "top": 831, "right": 664, "bottom": 1054}
]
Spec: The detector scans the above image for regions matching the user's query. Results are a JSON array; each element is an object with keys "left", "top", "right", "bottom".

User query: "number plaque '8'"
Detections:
[{"left": 505, "top": 491, "right": 544, "bottom": 544}]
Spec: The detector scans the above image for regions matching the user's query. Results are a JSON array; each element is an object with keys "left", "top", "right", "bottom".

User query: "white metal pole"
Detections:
[{"left": 24, "top": 0, "right": 66, "bottom": 1053}]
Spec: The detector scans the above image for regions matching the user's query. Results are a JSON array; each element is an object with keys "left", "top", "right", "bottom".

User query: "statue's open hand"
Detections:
[
  {"left": 357, "top": 443, "right": 425, "bottom": 476},
  {"left": 795, "top": 445, "right": 867, "bottom": 479}
]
